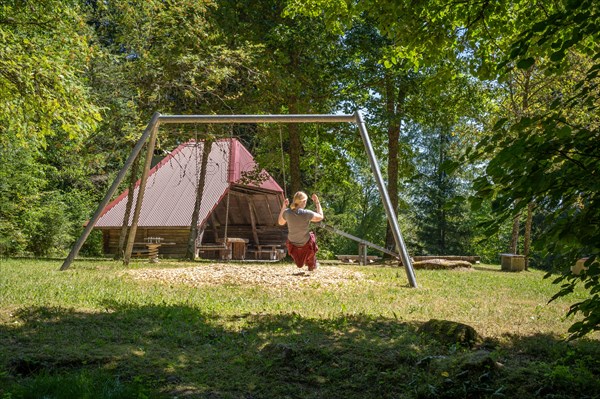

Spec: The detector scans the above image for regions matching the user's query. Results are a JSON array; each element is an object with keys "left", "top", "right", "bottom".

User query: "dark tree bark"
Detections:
[
  {"left": 186, "top": 139, "right": 213, "bottom": 260},
  {"left": 523, "top": 202, "right": 534, "bottom": 269},
  {"left": 384, "top": 74, "right": 407, "bottom": 253},
  {"left": 510, "top": 212, "right": 521, "bottom": 254},
  {"left": 287, "top": 95, "right": 302, "bottom": 196},
  {"left": 115, "top": 152, "right": 141, "bottom": 260}
]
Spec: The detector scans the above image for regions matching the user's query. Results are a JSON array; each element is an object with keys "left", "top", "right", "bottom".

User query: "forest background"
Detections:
[{"left": 1, "top": 0, "right": 598, "bottom": 338}]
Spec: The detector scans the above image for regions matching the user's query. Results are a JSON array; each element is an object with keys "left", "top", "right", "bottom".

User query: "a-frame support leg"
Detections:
[
  {"left": 60, "top": 112, "right": 161, "bottom": 271},
  {"left": 355, "top": 111, "right": 418, "bottom": 288},
  {"left": 123, "top": 122, "right": 160, "bottom": 266}
]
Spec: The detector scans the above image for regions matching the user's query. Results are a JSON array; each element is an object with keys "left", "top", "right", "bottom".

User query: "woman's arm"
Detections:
[
  {"left": 278, "top": 198, "right": 289, "bottom": 226},
  {"left": 311, "top": 193, "right": 324, "bottom": 222}
]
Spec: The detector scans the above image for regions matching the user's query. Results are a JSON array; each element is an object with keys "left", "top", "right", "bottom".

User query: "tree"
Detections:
[
  {"left": 0, "top": 0, "right": 100, "bottom": 148},
  {"left": 339, "top": 22, "right": 417, "bottom": 253},
  {"left": 0, "top": 144, "right": 43, "bottom": 255},
  {"left": 404, "top": 65, "right": 487, "bottom": 256},
  {"left": 186, "top": 140, "right": 213, "bottom": 260},
  {"left": 472, "top": 0, "right": 600, "bottom": 338},
  {"left": 286, "top": 1, "right": 600, "bottom": 339},
  {"left": 0, "top": 0, "right": 102, "bottom": 256},
  {"left": 215, "top": 0, "right": 344, "bottom": 194}
]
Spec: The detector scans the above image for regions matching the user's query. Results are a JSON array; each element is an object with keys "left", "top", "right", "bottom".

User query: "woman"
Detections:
[{"left": 278, "top": 191, "right": 324, "bottom": 271}]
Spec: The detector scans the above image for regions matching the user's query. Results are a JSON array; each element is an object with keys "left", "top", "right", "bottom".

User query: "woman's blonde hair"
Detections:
[{"left": 290, "top": 191, "right": 308, "bottom": 211}]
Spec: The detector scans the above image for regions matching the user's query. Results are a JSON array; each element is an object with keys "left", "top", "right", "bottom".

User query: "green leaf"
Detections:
[
  {"left": 516, "top": 57, "right": 535, "bottom": 69},
  {"left": 556, "top": 125, "right": 572, "bottom": 138},
  {"left": 550, "top": 50, "right": 566, "bottom": 62},
  {"left": 492, "top": 118, "right": 508, "bottom": 131},
  {"left": 531, "top": 21, "right": 547, "bottom": 32}
]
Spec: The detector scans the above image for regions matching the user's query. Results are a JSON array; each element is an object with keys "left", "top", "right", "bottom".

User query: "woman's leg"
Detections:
[{"left": 286, "top": 241, "right": 305, "bottom": 268}]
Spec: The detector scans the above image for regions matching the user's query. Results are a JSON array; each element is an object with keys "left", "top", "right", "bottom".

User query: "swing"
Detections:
[{"left": 61, "top": 112, "right": 417, "bottom": 289}]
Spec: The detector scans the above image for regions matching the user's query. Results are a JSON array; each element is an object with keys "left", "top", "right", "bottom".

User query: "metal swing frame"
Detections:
[{"left": 60, "top": 111, "right": 418, "bottom": 288}]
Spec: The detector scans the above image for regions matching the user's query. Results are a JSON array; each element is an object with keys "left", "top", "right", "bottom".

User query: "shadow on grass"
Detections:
[
  {"left": 1, "top": 303, "right": 599, "bottom": 399},
  {"left": 472, "top": 264, "right": 503, "bottom": 273}
]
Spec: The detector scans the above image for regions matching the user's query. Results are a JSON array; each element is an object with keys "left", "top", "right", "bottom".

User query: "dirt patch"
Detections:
[{"left": 125, "top": 263, "right": 372, "bottom": 290}]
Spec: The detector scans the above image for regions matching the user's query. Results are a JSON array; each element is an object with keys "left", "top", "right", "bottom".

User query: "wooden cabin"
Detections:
[{"left": 94, "top": 139, "right": 287, "bottom": 260}]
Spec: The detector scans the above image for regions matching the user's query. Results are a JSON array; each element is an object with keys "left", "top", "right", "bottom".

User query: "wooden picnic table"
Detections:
[{"left": 134, "top": 238, "right": 175, "bottom": 263}]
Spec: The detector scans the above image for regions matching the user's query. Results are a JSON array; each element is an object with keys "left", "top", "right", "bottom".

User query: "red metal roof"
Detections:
[{"left": 95, "top": 138, "right": 283, "bottom": 228}]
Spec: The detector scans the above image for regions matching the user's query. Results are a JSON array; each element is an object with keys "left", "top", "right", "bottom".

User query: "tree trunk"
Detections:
[
  {"left": 437, "top": 130, "right": 448, "bottom": 254},
  {"left": 186, "top": 139, "right": 213, "bottom": 260},
  {"left": 509, "top": 68, "right": 531, "bottom": 256},
  {"left": 115, "top": 152, "right": 141, "bottom": 260},
  {"left": 523, "top": 202, "right": 534, "bottom": 270},
  {"left": 287, "top": 95, "right": 302, "bottom": 195},
  {"left": 510, "top": 212, "right": 521, "bottom": 254},
  {"left": 384, "top": 75, "right": 406, "bottom": 253}
]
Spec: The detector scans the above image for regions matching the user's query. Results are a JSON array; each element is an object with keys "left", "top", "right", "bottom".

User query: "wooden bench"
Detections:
[
  {"left": 197, "top": 244, "right": 231, "bottom": 260},
  {"left": 413, "top": 255, "right": 481, "bottom": 264},
  {"left": 132, "top": 248, "right": 151, "bottom": 258}
]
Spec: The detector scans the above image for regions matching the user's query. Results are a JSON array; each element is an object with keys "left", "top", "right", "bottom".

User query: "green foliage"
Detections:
[
  {"left": 471, "top": 0, "right": 600, "bottom": 339},
  {"left": 0, "top": 0, "right": 101, "bottom": 148},
  {"left": 1, "top": 0, "right": 598, "bottom": 342},
  {"left": 0, "top": 144, "right": 45, "bottom": 256},
  {"left": 23, "top": 193, "right": 70, "bottom": 257},
  {"left": 92, "top": 0, "right": 262, "bottom": 114}
]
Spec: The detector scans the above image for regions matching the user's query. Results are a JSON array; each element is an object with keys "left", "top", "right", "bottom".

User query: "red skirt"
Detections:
[{"left": 286, "top": 232, "right": 319, "bottom": 270}]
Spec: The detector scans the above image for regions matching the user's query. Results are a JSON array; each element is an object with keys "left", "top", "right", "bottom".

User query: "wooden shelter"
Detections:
[{"left": 94, "top": 139, "right": 287, "bottom": 260}]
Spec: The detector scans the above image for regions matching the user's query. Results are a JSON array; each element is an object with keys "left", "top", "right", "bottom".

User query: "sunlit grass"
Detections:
[
  {"left": 0, "top": 258, "right": 590, "bottom": 337},
  {"left": 1, "top": 258, "right": 598, "bottom": 398}
]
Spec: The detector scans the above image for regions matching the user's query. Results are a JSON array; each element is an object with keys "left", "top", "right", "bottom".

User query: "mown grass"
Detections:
[{"left": 1, "top": 258, "right": 599, "bottom": 398}]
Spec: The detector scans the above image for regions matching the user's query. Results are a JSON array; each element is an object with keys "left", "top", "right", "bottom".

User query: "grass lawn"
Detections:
[{"left": 1, "top": 258, "right": 599, "bottom": 398}]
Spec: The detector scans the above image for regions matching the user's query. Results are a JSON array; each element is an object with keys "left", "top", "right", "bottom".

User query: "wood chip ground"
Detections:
[{"left": 126, "top": 263, "right": 372, "bottom": 290}]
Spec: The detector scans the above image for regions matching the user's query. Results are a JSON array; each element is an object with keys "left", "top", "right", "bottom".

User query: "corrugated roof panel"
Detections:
[
  {"left": 95, "top": 138, "right": 279, "bottom": 228},
  {"left": 231, "top": 140, "right": 283, "bottom": 193}
]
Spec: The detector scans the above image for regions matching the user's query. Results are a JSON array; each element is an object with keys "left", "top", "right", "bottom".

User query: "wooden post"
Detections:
[
  {"left": 187, "top": 139, "right": 213, "bottom": 260},
  {"left": 264, "top": 194, "right": 276, "bottom": 225},
  {"left": 210, "top": 213, "right": 220, "bottom": 242},
  {"left": 123, "top": 124, "right": 159, "bottom": 266},
  {"left": 359, "top": 243, "right": 368, "bottom": 265},
  {"left": 60, "top": 112, "right": 161, "bottom": 271},
  {"left": 248, "top": 197, "right": 260, "bottom": 245}
]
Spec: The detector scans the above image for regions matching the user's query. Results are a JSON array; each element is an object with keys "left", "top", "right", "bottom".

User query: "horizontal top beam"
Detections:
[{"left": 157, "top": 114, "right": 357, "bottom": 124}]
